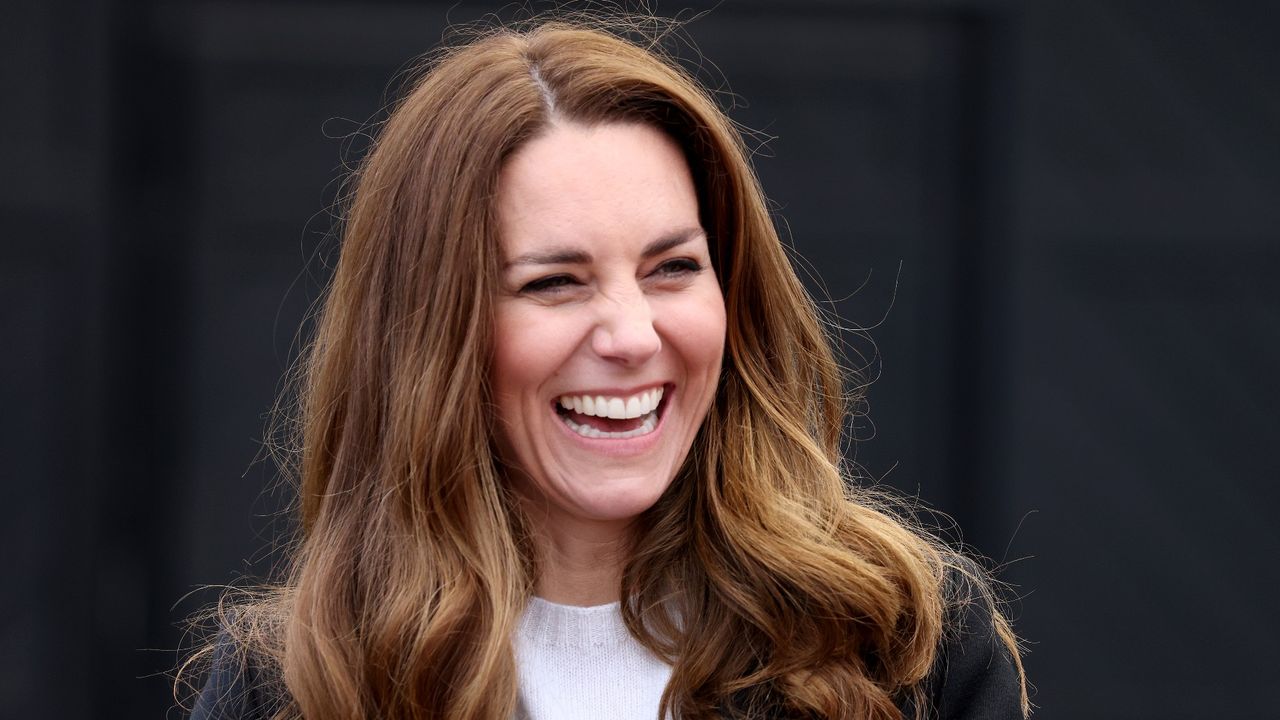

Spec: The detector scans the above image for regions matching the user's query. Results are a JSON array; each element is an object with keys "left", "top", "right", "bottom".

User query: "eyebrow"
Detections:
[{"left": 502, "top": 227, "right": 707, "bottom": 269}]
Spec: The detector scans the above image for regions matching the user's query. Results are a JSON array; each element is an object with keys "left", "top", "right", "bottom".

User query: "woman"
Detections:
[{"left": 187, "top": 17, "right": 1028, "bottom": 720}]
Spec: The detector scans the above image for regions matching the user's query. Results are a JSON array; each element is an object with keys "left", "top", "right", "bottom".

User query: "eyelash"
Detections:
[
  {"left": 520, "top": 274, "right": 578, "bottom": 294},
  {"left": 655, "top": 258, "right": 703, "bottom": 276},
  {"left": 519, "top": 258, "right": 704, "bottom": 295}
]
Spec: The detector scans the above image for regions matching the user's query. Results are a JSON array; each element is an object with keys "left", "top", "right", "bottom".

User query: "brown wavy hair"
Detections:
[{"left": 181, "top": 15, "right": 1026, "bottom": 720}]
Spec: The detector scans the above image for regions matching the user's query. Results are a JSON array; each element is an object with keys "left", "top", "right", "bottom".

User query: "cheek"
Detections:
[
  {"left": 491, "top": 307, "right": 547, "bottom": 420},
  {"left": 491, "top": 305, "right": 583, "bottom": 403},
  {"left": 491, "top": 308, "right": 548, "bottom": 474},
  {"left": 491, "top": 312, "right": 529, "bottom": 397},
  {"left": 687, "top": 288, "right": 729, "bottom": 351},
  {"left": 658, "top": 290, "right": 728, "bottom": 378}
]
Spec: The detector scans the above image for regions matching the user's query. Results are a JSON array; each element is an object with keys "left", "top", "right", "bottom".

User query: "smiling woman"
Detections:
[{"left": 181, "top": 13, "right": 1027, "bottom": 720}]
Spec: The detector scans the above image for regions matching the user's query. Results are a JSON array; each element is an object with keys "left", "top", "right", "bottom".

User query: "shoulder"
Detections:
[
  {"left": 189, "top": 629, "right": 284, "bottom": 720},
  {"left": 901, "top": 564, "right": 1028, "bottom": 720}
]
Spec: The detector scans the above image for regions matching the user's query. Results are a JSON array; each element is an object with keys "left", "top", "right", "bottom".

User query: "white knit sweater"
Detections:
[{"left": 514, "top": 597, "right": 672, "bottom": 720}]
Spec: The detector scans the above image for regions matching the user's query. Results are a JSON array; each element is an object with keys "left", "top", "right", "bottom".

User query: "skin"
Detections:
[{"left": 492, "top": 121, "right": 726, "bottom": 605}]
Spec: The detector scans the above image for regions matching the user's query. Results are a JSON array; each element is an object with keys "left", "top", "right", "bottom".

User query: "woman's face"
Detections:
[{"left": 492, "top": 121, "right": 726, "bottom": 531}]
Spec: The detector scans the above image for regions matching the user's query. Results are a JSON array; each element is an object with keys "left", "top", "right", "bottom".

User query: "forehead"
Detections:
[{"left": 495, "top": 121, "right": 701, "bottom": 258}]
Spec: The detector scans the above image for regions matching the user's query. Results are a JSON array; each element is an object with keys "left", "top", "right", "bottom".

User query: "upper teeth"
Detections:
[{"left": 558, "top": 387, "right": 664, "bottom": 419}]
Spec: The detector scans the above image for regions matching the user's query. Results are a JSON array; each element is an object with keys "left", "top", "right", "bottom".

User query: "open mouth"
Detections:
[{"left": 553, "top": 385, "right": 667, "bottom": 439}]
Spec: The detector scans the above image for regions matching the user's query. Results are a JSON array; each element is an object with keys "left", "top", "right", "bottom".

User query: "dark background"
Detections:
[{"left": 4, "top": 0, "right": 1277, "bottom": 718}]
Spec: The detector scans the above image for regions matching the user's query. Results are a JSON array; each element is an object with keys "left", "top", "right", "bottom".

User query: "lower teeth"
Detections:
[{"left": 562, "top": 410, "right": 658, "bottom": 439}]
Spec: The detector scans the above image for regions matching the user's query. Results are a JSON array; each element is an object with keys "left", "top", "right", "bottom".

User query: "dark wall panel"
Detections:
[{"left": 1003, "top": 2, "right": 1280, "bottom": 718}]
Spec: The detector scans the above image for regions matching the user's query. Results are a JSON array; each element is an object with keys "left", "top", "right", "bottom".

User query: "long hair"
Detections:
[{"left": 183, "top": 17, "right": 1026, "bottom": 720}]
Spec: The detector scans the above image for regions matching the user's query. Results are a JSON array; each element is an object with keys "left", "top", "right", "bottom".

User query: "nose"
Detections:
[{"left": 590, "top": 289, "right": 662, "bottom": 365}]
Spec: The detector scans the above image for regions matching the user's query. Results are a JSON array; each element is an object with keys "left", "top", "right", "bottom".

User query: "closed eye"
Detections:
[{"left": 520, "top": 274, "right": 580, "bottom": 294}]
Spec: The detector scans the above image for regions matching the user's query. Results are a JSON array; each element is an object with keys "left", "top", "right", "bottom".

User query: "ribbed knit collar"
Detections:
[{"left": 517, "top": 596, "right": 630, "bottom": 648}]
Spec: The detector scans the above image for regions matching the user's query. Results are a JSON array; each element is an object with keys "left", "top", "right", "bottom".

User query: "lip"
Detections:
[
  {"left": 551, "top": 381, "right": 669, "bottom": 399},
  {"left": 551, "top": 383, "right": 674, "bottom": 454}
]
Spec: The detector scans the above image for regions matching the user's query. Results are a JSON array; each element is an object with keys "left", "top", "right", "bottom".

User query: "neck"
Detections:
[{"left": 521, "top": 503, "right": 634, "bottom": 606}]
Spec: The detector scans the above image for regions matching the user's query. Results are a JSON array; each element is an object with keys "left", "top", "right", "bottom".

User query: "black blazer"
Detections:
[{"left": 895, "top": 582, "right": 1026, "bottom": 720}]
